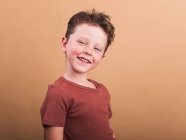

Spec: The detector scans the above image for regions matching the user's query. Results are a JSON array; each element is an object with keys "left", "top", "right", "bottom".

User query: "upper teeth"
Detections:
[{"left": 78, "top": 57, "right": 90, "bottom": 63}]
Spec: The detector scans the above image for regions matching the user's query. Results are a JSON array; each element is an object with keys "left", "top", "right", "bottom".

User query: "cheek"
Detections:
[
  {"left": 93, "top": 55, "right": 103, "bottom": 63},
  {"left": 67, "top": 46, "right": 80, "bottom": 56},
  {"left": 71, "top": 49, "right": 80, "bottom": 56},
  {"left": 66, "top": 42, "right": 80, "bottom": 56}
]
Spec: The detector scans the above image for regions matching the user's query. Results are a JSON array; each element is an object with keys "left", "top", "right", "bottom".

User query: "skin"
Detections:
[
  {"left": 44, "top": 24, "right": 115, "bottom": 140},
  {"left": 62, "top": 24, "right": 107, "bottom": 88},
  {"left": 44, "top": 127, "right": 64, "bottom": 140}
]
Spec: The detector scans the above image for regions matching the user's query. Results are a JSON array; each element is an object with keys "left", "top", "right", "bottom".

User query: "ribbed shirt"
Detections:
[{"left": 40, "top": 76, "right": 115, "bottom": 140}]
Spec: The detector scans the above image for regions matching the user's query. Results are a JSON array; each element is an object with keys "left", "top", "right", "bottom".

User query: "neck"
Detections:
[
  {"left": 63, "top": 65, "right": 96, "bottom": 89},
  {"left": 63, "top": 67, "right": 87, "bottom": 82},
  {"left": 63, "top": 72, "right": 87, "bottom": 82}
]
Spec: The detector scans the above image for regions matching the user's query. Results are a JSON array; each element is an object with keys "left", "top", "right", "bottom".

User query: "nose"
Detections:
[{"left": 84, "top": 46, "right": 92, "bottom": 55}]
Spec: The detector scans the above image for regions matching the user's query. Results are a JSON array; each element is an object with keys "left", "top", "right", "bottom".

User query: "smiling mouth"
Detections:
[{"left": 77, "top": 57, "right": 91, "bottom": 63}]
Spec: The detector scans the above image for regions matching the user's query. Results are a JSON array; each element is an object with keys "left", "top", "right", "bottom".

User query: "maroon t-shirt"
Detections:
[{"left": 40, "top": 77, "right": 115, "bottom": 140}]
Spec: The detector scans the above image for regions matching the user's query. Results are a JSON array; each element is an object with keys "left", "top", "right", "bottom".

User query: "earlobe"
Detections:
[{"left": 61, "top": 37, "right": 67, "bottom": 52}]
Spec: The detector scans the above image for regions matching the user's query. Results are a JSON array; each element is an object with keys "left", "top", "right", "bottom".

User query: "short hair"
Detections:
[{"left": 65, "top": 9, "right": 115, "bottom": 53}]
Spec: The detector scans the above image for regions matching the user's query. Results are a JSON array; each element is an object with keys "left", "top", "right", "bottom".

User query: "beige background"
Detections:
[{"left": 0, "top": 0, "right": 186, "bottom": 140}]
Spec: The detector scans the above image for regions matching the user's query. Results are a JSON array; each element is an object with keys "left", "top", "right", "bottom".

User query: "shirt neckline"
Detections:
[{"left": 60, "top": 76, "right": 101, "bottom": 91}]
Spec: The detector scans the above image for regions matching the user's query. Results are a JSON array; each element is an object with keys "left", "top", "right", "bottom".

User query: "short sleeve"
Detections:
[{"left": 40, "top": 85, "right": 66, "bottom": 127}]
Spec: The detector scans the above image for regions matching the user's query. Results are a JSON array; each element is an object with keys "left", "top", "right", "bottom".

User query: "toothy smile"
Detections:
[{"left": 77, "top": 57, "right": 91, "bottom": 63}]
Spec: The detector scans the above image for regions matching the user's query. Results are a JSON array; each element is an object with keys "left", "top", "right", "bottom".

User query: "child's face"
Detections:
[{"left": 62, "top": 24, "right": 107, "bottom": 74}]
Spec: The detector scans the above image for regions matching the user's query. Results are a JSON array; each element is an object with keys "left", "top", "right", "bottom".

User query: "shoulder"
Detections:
[
  {"left": 48, "top": 76, "right": 69, "bottom": 90},
  {"left": 44, "top": 77, "right": 74, "bottom": 107},
  {"left": 46, "top": 77, "right": 68, "bottom": 98}
]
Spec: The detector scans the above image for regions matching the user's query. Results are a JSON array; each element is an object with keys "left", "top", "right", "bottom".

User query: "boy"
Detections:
[{"left": 40, "top": 9, "right": 116, "bottom": 140}]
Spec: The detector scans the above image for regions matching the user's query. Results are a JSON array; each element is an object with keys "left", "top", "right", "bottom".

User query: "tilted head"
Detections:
[{"left": 65, "top": 9, "right": 115, "bottom": 53}]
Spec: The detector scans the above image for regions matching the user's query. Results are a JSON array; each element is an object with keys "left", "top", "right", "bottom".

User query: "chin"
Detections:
[
  {"left": 72, "top": 64, "right": 97, "bottom": 74},
  {"left": 74, "top": 68, "right": 94, "bottom": 74}
]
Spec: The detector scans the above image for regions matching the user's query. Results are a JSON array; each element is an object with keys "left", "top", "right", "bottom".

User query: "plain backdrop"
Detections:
[{"left": 0, "top": 0, "right": 186, "bottom": 140}]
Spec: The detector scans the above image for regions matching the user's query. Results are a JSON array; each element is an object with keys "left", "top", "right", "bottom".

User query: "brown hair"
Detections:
[{"left": 65, "top": 9, "right": 115, "bottom": 53}]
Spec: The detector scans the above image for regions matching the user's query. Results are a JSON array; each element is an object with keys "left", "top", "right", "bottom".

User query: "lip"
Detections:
[{"left": 77, "top": 56, "right": 92, "bottom": 64}]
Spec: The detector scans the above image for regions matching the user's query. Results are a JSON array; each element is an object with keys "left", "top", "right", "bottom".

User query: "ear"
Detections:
[{"left": 61, "top": 37, "right": 68, "bottom": 52}]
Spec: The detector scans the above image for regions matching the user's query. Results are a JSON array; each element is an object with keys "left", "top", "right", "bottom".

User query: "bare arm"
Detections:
[
  {"left": 109, "top": 120, "right": 116, "bottom": 140},
  {"left": 44, "top": 126, "right": 64, "bottom": 140}
]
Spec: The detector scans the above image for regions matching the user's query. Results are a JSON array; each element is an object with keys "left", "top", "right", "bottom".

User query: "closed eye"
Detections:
[
  {"left": 94, "top": 47, "right": 102, "bottom": 52},
  {"left": 77, "top": 40, "right": 86, "bottom": 45}
]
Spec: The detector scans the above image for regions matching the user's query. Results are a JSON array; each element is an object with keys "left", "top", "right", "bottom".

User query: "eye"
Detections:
[
  {"left": 77, "top": 40, "right": 86, "bottom": 45},
  {"left": 94, "top": 47, "right": 102, "bottom": 52}
]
